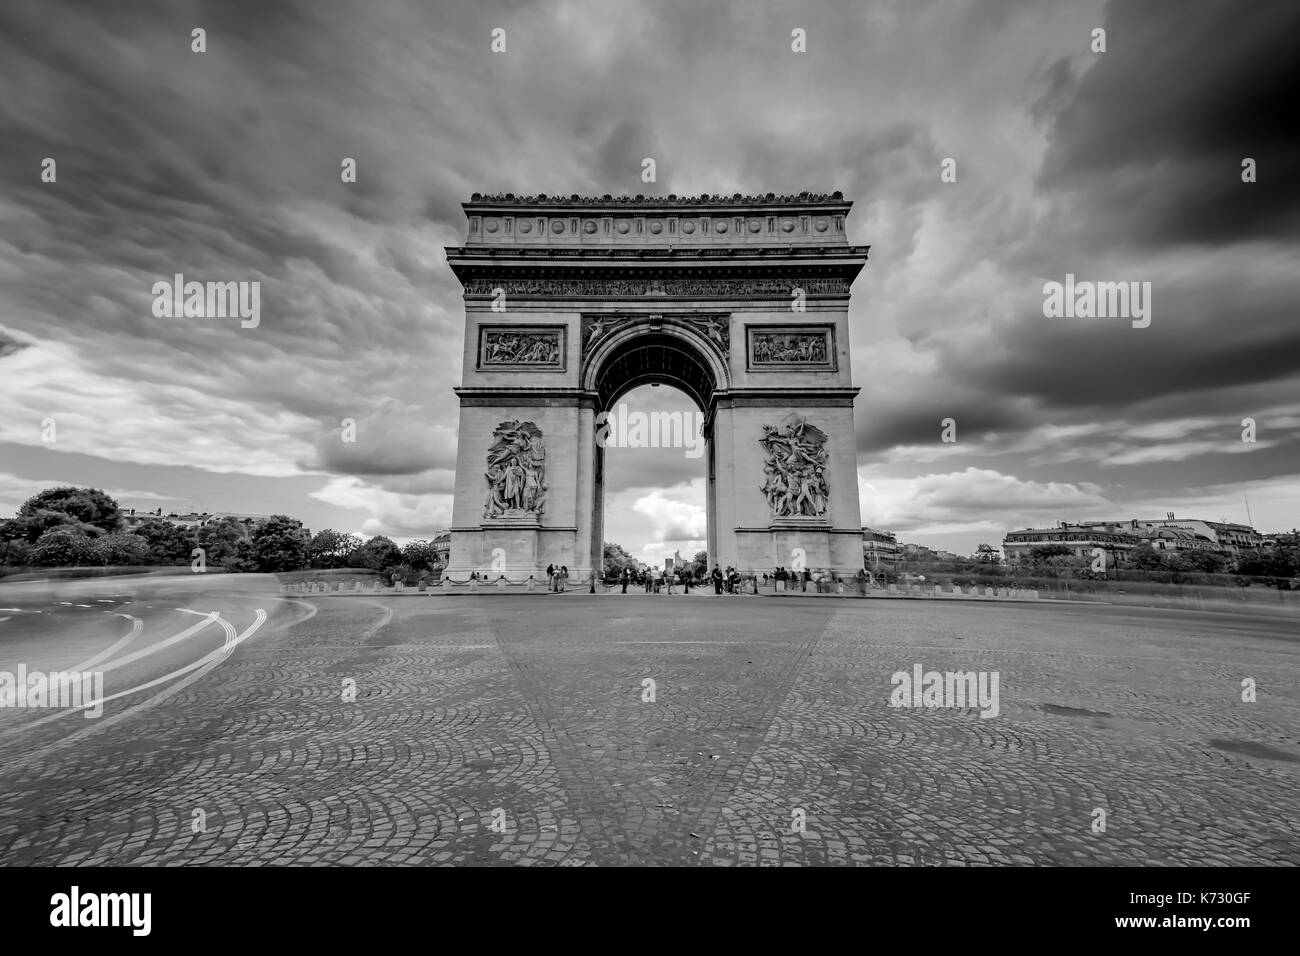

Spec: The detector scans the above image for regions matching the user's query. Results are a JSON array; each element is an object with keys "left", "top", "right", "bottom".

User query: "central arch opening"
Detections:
[
  {"left": 593, "top": 331, "right": 718, "bottom": 412},
  {"left": 588, "top": 326, "right": 722, "bottom": 581}
]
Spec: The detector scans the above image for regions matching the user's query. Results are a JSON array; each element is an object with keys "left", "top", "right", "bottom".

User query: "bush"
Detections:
[
  {"left": 91, "top": 533, "right": 152, "bottom": 566},
  {"left": 30, "top": 528, "right": 97, "bottom": 566}
]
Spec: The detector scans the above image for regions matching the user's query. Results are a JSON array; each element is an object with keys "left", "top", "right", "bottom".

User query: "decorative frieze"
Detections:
[
  {"left": 469, "top": 191, "right": 846, "bottom": 205},
  {"left": 463, "top": 277, "right": 850, "bottom": 298}
]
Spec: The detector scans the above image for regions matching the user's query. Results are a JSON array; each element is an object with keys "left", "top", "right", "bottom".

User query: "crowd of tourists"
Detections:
[{"left": 471, "top": 562, "right": 873, "bottom": 596}]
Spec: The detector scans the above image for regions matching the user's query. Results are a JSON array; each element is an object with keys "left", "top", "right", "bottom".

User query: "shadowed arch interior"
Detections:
[{"left": 594, "top": 332, "right": 717, "bottom": 412}]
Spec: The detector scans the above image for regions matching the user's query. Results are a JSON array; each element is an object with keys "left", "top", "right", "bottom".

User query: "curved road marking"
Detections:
[
  {"left": 70, "top": 614, "right": 144, "bottom": 672},
  {"left": 360, "top": 602, "right": 394, "bottom": 641},
  {"left": 264, "top": 598, "right": 319, "bottom": 632},
  {"left": 92, "top": 610, "right": 221, "bottom": 674},
  {"left": 2, "top": 610, "right": 267, "bottom": 758}
]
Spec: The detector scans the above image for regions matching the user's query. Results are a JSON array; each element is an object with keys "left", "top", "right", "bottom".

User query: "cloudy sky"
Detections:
[{"left": 1, "top": 0, "right": 1296, "bottom": 565}]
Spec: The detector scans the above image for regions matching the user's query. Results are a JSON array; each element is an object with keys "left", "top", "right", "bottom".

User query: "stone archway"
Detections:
[
  {"left": 583, "top": 317, "right": 728, "bottom": 578},
  {"left": 442, "top": 192, "right": 870, "bottom": 583}
]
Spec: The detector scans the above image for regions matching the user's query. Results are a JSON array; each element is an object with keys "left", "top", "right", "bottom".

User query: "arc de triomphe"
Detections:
[{"left": 443, "top": 192, "right": 870, "bottom": 582}]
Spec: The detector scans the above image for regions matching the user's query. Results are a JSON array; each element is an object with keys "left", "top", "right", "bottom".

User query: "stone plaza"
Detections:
[{"left": 0, "top": 580, "right": 1295, "bottom": 866}]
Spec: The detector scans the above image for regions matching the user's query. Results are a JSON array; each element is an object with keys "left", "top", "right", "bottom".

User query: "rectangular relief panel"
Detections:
[
  {"left": 477, "top": 325, "right": 567, "bottom": 371},
  {"left": 746, "top": 324, "right": 836, "bottom": 371}
]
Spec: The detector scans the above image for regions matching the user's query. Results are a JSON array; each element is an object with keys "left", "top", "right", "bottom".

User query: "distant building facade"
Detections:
[
  {"left": 1002, "top": 513, "right": 1263, "bottom": 567},
  {"left": 431, "top": 531, "right": 452, "bottom": 568},
  {"left": 122, "top": 509, "right": 267, "bottom": 532},
  {"left": 862, "top": 527, "right": 901, "bottom": 568}
]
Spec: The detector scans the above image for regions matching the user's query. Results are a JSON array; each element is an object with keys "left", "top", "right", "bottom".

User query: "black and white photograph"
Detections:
[{"left": 0, "top": 0, "right": 1295, "bottom": 936}]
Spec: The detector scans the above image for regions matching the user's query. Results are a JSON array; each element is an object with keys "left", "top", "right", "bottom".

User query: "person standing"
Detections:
[
  {"left": 666, "top": 569, "right": 675, "bottom": 595},
  {"left": 681, "top": 568, "right": 690, "bottom": 594},
  {"left": 621, "top": 567, "right": 630, "bottom": 594},
  {"left": 560, "top": 565, "right": 568, "bottom": 592},
  {"left": 546, "top": 563, "right": 555, "bottom": 592},
  {"left": 801, "top": 567, "right": 811, "bottom": 592},
  {"left": 712, "top": 565, "right": 723, "bottom": 594}
]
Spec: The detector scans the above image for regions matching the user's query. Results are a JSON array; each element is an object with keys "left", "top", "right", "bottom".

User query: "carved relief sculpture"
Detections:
[
  {"left": 760, "top": 419, "right": 829, "bottom": 517},
  {"left": 481, "top": 329, "right": 562, "bottom": 366},
  {"left": 751, "top": 329, "right": 830, "bottom": 365},
  {"left": 484, "top": 420, "right": 547, "bottom": 518}
]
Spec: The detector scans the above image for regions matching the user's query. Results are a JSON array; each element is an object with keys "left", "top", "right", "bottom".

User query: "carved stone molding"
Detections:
[
  {"left": 469, "top": 191, "right": 846, "bottom": 206},
  {"left": 463, "top": 277, "right": 850, "bottom": 298},
  {"left": 581, "top": 313, "right": 730, "bottom": 366}
]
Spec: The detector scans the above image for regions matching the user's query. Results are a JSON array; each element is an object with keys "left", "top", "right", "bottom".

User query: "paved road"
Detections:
[{"left": 1, "top": 577, "right": 1297, "bottom": 866}]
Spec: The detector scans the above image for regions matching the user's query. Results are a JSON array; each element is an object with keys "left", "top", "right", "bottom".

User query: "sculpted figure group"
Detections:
[
  {"left": 760, "top": 419, "right": 829, "bottom": 517},
  {"left": 484, "top": 420, "right": 547, "bottom": 517}
]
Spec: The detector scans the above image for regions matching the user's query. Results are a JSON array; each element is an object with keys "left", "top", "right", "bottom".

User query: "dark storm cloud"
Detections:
[
  {"left": 858, "top": 0, "right": 1300, "bottom": 482},
  {"left": 856, "top": 395, "right": 1035, "bottom": 451},
  {"left": 1037, "top": 0, "right": 1300, "bottom": 248},
  {"left": 0, "top": 330, "right": 28, "bottom": 360},
  {"left": 955, "top": 264, "right": 1300, "bottom": 410}
]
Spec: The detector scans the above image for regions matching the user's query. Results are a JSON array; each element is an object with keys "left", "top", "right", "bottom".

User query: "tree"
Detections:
[
  {"left": 1127, "top": 543, "right": 1165, "bottom": 571},
  {"left": 196, "top": 516, "right": 251, "bottom": 568},
  {"left": 401, "top": 539, "right": 437, "bottom": 572},
  {"left": 309, "top": 529, "right": 363, "bottom": 569},
  {"left": 131, "top": 518, "right": 194, "bottom": 564},
  {"left": 226, "top": 538, "right": 260, "bottom": 573},
  {"left": 92, "top": 533, "right": 152, "bottom": 566},
  {"left": 350, "top": 534, "right": 403, "bottom": 572},
  {"left": 973, "top": 543, "right": 1002, "bottom": 565},
  {"left": 1028, "top": 544, "right": 1073, "bottom": 566},
  {"left": 30, "top": 527, "right": 97, "bottom": 566},
  {"left": 246, "top": 515, "right": 311, "bottom": 572},
  {"left": 1173, "top": 550, "right": 1228, "bottom": 574},
  {"left": 691, "top": 550, "right": 709, "bottom": 578},
  {"left": 18, "top": 487, "right": 121, "bottom": 536},
  {"left": 1238, "top": 546, "right": 1298, "bottom": 578},
  {"left": 5, "top": 509, "right": 98, "bottom": 543},
  {"left": 602, "top": 541, "right": 638, "bottom": 575}
]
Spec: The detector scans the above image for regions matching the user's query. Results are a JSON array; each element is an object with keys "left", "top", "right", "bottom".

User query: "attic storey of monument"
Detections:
[{"left": 441, "top": 192, "right": 869, "bottom": 583}]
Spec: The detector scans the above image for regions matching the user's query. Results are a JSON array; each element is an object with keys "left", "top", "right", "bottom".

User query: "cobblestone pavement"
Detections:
[{"left": 1, "top": 583, "right": 1297, "bottom": 866}]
